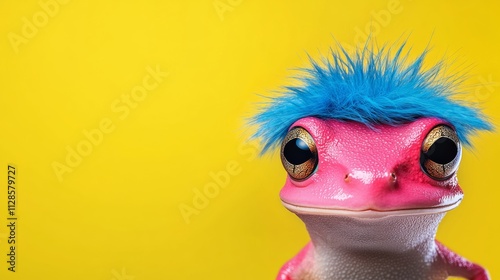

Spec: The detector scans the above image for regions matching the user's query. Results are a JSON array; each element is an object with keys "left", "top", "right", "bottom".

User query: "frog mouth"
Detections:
[{"left": 281, "top": 199, "right": 462, "bottom": 218}]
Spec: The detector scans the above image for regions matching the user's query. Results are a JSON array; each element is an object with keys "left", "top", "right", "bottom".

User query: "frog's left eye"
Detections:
[
  {"left": 420, "top": 125, "right": 462, "bottom": 181},
  {"left": 281, "top": 127, "right": 318, "bottom": 181}
]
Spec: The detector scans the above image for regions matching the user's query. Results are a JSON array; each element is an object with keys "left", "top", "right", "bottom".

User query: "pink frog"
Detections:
[{"left": 251, "top": 43, "right": 491, "bottom": 280}]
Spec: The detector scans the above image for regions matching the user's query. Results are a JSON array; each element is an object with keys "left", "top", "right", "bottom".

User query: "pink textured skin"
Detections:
[
  {"left": 277, "top": 117, "right": 489, "bottom": 280},
  {"left": 436, "top": 242, "right": 491, "bottom": 280},
  {"left": 280, "top": 117, "right": 463, "bottom": 211}
]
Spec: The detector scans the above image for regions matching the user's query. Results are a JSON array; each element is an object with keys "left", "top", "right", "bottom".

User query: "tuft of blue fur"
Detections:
[{"left": 250, "top": 42, "right": 492, "bottom": 153}]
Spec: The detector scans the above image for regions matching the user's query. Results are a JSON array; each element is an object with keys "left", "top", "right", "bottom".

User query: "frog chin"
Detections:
[{"left": 281, "top": 199, "right": 462, "bottom": 219}]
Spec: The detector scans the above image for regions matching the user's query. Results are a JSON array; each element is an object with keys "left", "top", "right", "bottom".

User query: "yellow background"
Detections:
[{"left": 0, "top": 1, "right": 498, "bottom": 279}]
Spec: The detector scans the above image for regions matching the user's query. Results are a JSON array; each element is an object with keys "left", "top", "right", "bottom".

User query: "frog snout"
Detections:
[{"left": 343, "top": 170, "right": 398, "bottom": 189}]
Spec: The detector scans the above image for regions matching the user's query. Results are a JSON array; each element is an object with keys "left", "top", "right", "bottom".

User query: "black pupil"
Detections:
[
  {"left": 284, "top": 138, "right": 313, "bottom": 165},
  {"left": 425, "top": 137, "right": 458, "bottom": 164}
]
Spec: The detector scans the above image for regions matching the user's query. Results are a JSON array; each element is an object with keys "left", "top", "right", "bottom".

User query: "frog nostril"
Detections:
[
  {"left": 390, "top": 172, "right": 397, "bottom": 181},
  {"left": 389, "top": 172, "right": 398, "bottom": 186},
  {"left": 344, "top": 174, "right": 350, "bottom": 182}
]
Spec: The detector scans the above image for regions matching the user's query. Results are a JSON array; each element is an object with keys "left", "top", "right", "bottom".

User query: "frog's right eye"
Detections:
[{"left": 281, "top": 127, "right": 318, "bottom": 181}]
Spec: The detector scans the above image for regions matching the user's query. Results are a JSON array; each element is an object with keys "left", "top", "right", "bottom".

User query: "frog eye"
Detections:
[
  {"left": 420, "top": 125, "right": 462, "bottom": 181},
  {"left": 281, "top": 127, "right": 318, "bottom": 181}
]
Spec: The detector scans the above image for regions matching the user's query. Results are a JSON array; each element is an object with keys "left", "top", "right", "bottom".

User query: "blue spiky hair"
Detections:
[{"left": 251, "top": 42, "right": 492, "bottom": 153}]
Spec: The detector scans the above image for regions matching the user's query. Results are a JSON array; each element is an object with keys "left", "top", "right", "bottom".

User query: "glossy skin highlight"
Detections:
[{"left": 277, "top": 117, "right": 489, "bottom": 280}]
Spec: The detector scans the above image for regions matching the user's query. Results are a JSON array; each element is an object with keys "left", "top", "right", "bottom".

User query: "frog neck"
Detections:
[{"left": 297, "top": 213, "right": 447, "bottom": 280}]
